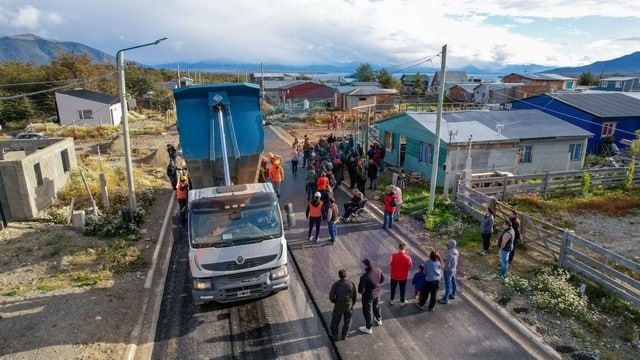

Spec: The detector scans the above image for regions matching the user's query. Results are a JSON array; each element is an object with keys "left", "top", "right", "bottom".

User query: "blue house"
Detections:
[
  {"left": 593, "top": 77, "right": 640, "bottom": 92},
  {"left": 510, "top": 92, "right": 640, "bottom": 154},
  {"left": 376, "top": 109, "right": 592, "bottom": 187}
]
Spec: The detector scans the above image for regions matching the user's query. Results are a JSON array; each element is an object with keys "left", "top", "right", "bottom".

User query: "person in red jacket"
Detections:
[
  {"left": 382, "top": 186, "right": 399, "bottom": 230},
  {"left": 387, "top": 243, "right": 413, "bottom": 306}
]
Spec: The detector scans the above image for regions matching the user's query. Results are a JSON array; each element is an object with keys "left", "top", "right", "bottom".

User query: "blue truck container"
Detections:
[{"left": 173, "top": 83, "right": 264, "bottom": 188}]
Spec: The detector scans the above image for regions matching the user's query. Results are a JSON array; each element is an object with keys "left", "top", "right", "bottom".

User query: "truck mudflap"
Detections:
[{"left": 192, "top": 266, "right": 290, "bottom": 304}]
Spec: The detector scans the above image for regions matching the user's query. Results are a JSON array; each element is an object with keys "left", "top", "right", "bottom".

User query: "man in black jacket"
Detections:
[
  {"left": 358, "top": 258, "right": 385, "bottom": 334},
  {"left": 329, "top": 269, "right": 357, "bottom": 341}
]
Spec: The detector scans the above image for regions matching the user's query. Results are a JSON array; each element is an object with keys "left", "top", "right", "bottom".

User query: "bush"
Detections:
[{"left": 531, "top": 267, "right": 589, "bottom": 317}]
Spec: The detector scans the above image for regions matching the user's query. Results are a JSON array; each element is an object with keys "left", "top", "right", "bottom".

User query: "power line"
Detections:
[
  {"left": 0, "top": 78, "right": 82, "bottom": 87},
  {"left": 0, "top": 72, "right": 118, "bottom": 100}
]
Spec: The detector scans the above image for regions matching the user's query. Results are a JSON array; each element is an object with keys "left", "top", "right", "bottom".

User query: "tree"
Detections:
[
  {"left": 0, "top": 97, "right": 35, "bottom": 125},
  {"left": 354, "top": 63, "right": 376, "bottom": 82},
  {"left": 377, "top": 68, "right": 400, "bottom": 89},
  {"left": 126, "top": 74, "right": 154, "bottom": 98},
  {"left": 578, "top": 71, "right": 598, "bottom": 86}
]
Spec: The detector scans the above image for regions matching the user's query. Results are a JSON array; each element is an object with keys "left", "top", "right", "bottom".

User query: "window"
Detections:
[
  {"left": 517, "top": 146, "right": 532, "bottom": 164},
  {"left": 61, "top": 149, "right": 70, "bottom": 172},
  {"left": 615, "top": 81, "right": 623, "bottom": 88},
  {"left": 601, "top": 122, "right": 616, "bottom": 137},
  {"left": 34, "top": 163, "right": 43, "bottom": 187},
  {"left": 600, "top": 80, "right": 608, "bottom": 87},
  {"left": 419, "top": 142, "right": 432, "bottom": 165},
  {"left": 568, "top": 143, "right": 582, "bottom": 161},
  {"left": 383, "top": 131, "right": 393, "bottom": 150},
  {"left": 78, "top": 110, "right": 93, "bottom": 120}
]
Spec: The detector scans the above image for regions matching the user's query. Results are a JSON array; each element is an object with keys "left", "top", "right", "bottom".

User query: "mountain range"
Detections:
[{"left": 1, "top": 34, "right": 639, "bottom": 77}]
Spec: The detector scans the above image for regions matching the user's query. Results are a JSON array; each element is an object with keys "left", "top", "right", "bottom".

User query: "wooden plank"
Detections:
[
  {"left": 566, "top": 233, "right": 640, "bottom": 273},
  {"left": 564, "top": 248, "right": 640, "bottom": 292},
  {"left": 563, "top": 259, "right": 640, "bottom": 307}
]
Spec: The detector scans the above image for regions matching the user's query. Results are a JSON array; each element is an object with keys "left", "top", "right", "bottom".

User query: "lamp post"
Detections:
[{"left": 117, "top": 37, "right": 167, "bottom": 212}]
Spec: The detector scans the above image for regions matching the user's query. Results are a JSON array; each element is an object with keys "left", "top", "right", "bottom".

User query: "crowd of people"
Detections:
[
  {"left": 328, "top": 240, "right": 460, "bottom": 339},
  {"left": 166, "top": 133, "right": 521, "bottom": 342}
]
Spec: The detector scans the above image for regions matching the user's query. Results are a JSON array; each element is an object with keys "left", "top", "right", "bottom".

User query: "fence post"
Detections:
[
  {"left": 501, "top": 176, "right": 508, "bottom": 200},
  {"left": 542, "top": 172, "right": 550, "bottom": 198},
  {"left": 558, "top": 231, "right": 572, "bottom": 268}
]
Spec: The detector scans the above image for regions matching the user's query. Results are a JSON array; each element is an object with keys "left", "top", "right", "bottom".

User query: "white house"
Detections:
[{"left": 55, "top": 89, "right": 121, "bottom": 126}]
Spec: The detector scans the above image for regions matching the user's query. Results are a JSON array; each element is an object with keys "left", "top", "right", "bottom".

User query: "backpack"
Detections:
[{"left": 390, "top": 197, "right": 397, "bottom": 207}]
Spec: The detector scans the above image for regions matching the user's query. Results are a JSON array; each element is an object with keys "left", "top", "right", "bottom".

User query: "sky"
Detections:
[{"left": 0, "top": 0, "right": 639, "bottom": 72}]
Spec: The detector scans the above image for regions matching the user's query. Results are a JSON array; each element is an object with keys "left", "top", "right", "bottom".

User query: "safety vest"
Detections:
[
  {"left": 309, "top": 202, "right": 323, "bottom": 218},
  {"left": 176, "top": 182, "right": 189, "bottom": 200},
  {"left": 269, "top": 165, "right": 284, "bottom": 183}
]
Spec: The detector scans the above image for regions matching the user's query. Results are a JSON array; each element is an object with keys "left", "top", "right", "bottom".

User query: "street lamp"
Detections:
[{"left": 117, "top": 37, "right": 167, "bottom": 212}]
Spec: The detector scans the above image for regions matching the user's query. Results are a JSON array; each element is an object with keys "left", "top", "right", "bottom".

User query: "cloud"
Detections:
[
  {"left": 10, "top": 5, "right": 40, "bottom": 29},
  {"left": 617, "top": 36, "right": 640, "bottom": 41},
  {"left": 0, "top": 0, "right": 639, "bottom": 69}
]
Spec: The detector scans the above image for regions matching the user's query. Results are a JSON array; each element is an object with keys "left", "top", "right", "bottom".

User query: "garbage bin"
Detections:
[{"left": 284, "top": 202, "right": 295, "bottom": 229}]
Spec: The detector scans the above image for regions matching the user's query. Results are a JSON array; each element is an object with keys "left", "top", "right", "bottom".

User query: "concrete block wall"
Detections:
[{"left": 0, "top": 137, "right": 77, "bottom": 221}]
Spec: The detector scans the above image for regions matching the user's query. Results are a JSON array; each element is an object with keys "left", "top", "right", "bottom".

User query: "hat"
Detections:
[
  {"left": 273, "top": 159, "right": 280, "bottom": 166},
  {"left": 314, "top": 192, "right": 321, "bottom": 198},
  {"left": 362, "top": 258, "right": 371, "bottom": 267},
  {"left": 180, "top": 176, "right": 188, "bottom": 181}
]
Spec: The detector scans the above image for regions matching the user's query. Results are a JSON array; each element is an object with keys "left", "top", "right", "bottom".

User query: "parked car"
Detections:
[{"left": 14, "top": 132, "right": 51, "bottom": 139}]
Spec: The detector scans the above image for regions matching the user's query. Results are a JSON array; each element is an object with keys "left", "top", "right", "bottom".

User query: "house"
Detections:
[
  {"left": 593, "top": 77, "right": 640, "bottom": 92},
  {"left": 474, "top": 83, "right": 524, "bottom": 104},
  {"left": 261, "top": 80, "right": 302, "bottom": 101},
  {"left": 449, "top": 84, "right": 478, "bottom": 102},
  {"left": 250, "top": 72, "right": 297, "bottom": 83},
  {"left": 400, "top": 74, "right": 429, "bottom": 93},
  {"left": 278, "top": 81, "right": 334, "bottom": 101},
  {"left": 0, "top": 137, "right": 77, "bottom": 222},
  {"left": 55, "top": 89, "right": 121, "bottom": 126},
  {"left": 501, "top": 73, "right": 577, "bottom": 98},
  {"left": 376, "top": 109, "right": 592, "bottom": 188},
  {"left": 429, "top": 71, "right": 468, "bottom": 93},
  {"left": 510, "top": 92, "right": 640, "bottom": 154},
  {"left": 333, "top": 85, "right": 397, "bottom": 111}
]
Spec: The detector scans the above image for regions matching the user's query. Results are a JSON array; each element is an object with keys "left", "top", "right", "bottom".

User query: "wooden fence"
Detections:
[
  {"left": 455, "top": 183, "right": 640, "bottom": 307},
  {"left": 468, "top": 166, "right": 640, "bottom": 200}
]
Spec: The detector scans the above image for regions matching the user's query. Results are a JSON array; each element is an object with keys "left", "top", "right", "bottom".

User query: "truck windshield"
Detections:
[{"left": 190, "top": 206, "right": 282, "bottom": 247}]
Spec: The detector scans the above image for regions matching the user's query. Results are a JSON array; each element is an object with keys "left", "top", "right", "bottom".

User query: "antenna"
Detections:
[{"left": 496, "top": 124, "right": 504, "bottom": 136}]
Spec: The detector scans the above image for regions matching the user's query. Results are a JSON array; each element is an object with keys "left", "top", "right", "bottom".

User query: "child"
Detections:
[{"left": 412, "top": 264, "right": 427, "bottom": 301}]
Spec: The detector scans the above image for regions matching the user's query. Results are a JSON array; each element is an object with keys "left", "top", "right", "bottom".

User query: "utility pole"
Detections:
[{"left": 428, "top": 44, "right": 447, "bottom": 212}]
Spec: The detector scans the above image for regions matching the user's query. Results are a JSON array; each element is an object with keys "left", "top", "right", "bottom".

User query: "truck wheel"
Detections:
[{"left": 172, "top": 226, "right": 182, "bottom": 242}]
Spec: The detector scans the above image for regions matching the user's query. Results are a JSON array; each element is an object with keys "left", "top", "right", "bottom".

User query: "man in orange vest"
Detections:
[
  {"left": 268, "top": 159, "right": 285, "bottom": 197},
  {"left": 176, "top": 175, "right": 190, "bottom": 210},
  {"left": 305, "top": 192, "right": 323, "bottom": 242}
]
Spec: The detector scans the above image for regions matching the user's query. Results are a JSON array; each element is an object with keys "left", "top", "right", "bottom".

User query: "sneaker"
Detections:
[
  {"left": 478, "top": 250, "right": 487, "bottom": 256},
  {"left": 399, "top": 301, "right": 407, "bottom": 307},
  {"left": 388, "top": 299, "right": 395, "bottom": 305},
  {"left": 416, "top": 303, "right": 424, "bottom": 310},
  {"left": 329, "top": 241, "right": 336, "bottom": 246},
  {"left": 359, "top": 326, "right": 372, "bottom": 334},
  {"left": 308, "top": 236, "right": 313, "bottom": 241},
  {"left": 314, "top": 237, "right": 319, "bottom": 242},
  {"left": 437, "top": 299, "right": 448, "bottom": 305},
  {"left": 341, "top": 335, "right": 348, "bottom": 341},
  {"left": 449, "top": 295, "right": 456, "bottom": 300},
  {"left": 374, "top": 318, "right": 382, "bottom": 326}
]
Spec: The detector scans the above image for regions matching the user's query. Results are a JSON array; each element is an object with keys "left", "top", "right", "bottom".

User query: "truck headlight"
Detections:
[
  {"left": 270, "top": 266, "right": 288, "bottom": 280},
  {"left": 193, "top": 279, "right": 212, "bottom": 290}
]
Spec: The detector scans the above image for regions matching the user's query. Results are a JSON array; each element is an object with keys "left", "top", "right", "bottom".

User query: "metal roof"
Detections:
[
  {"left": 335, "top": 86, "right": 397, "bottom": 96},
  {"left": 504, "top": 73, "right": 576, "bottom": 81},
  {"left": 548, "top": 92, "right": 640, "bottom": 117},
  {"left": 399, "top": 109, "right": 593, "bottom": 144},
  {"left": 57, "top": 89, "right": 118, "bottom": 105}
]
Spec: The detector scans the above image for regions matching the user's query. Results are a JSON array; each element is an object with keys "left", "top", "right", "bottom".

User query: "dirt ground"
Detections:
[{"left": 0, "top": 120, "right": 638, "bottom": 359}]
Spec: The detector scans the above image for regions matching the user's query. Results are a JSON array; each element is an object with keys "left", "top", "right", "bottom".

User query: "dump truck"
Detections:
[{"left": 173, "top": 83, "right": 289, "bottom": 304}]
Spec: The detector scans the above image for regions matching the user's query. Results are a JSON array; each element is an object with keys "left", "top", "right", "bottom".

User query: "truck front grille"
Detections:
[{"left": 201, "top": 254, "right": 278, "bottom": 271}]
